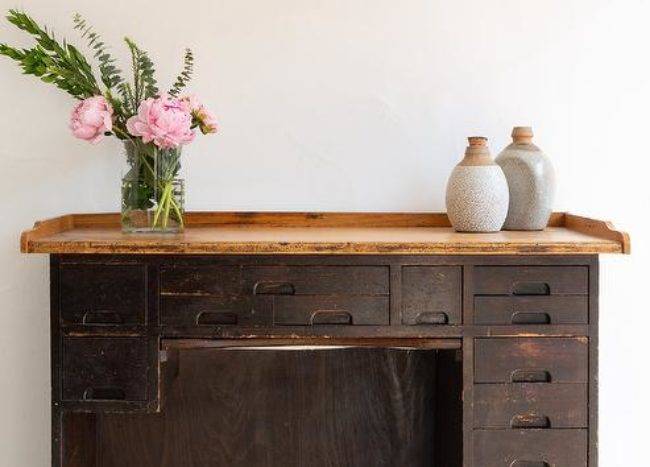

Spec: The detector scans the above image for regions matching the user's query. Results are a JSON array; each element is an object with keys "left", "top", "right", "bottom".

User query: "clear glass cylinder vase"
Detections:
[{"left": 121, "top": 141, "right": 185, "bottom": 233}]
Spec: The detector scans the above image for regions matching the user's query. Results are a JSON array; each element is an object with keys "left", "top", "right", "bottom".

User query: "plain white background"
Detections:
[{"left": 0, "top": 0, "right": 647, "bottom": 465}]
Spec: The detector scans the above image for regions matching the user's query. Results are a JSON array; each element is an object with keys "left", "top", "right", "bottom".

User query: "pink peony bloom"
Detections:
[
  {"left": 126, "top": 95, "right": 195, "bottom": 149},
  {"left": 69, "top": 96, "right": 113, "bottom": 144},
  {"left": 181, "top": 94, "right": 218, "bottom": 134}
]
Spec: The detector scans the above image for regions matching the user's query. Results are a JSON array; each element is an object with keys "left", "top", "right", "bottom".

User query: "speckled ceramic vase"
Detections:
[
  {"left": 445, "top": 137, "right": 509, "bottom": 232},
  {"left": 496, "top": 127, "right": 556, "bottom": 230}
]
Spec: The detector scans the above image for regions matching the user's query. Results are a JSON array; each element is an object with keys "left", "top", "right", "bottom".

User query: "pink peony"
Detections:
[
  {"left": 181, "top": 94, "right": 218, "bottom": 134},
  {"left": 69, "top": 96, "right": 113, "bottom": 144},
  {"left": 126, "top": 95, "right": 195, "bottom": 149}
]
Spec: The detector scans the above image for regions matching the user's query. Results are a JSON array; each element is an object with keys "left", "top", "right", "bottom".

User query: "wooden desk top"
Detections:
[{"left": 20, "top": 212, "right": 629, "bottom": 255}]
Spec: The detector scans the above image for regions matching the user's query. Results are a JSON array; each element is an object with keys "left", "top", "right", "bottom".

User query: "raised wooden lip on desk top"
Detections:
[{"left": 20, "top": 211, "right": 630, "bottom": 255}]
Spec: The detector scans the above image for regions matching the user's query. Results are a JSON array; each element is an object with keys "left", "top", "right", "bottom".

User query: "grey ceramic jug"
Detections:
[{"left": 496, "top": 127, "right": 556, "bottom": 230}]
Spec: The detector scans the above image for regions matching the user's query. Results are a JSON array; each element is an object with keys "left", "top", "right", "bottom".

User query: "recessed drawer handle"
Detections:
[
  {"left": 510, "top": 413, "right": 551, "bottom": 429},
  {"left": 83, "top": 387, "right": 126, "bottom": 401},
  {"left": 511, "top": 312, "right": 551, "bottom": 325},
  {"left": 511, "top": 369, "right": 551, "bottom": 383},
  {"left": 196, "top": 311, "right": 238, "bottom": 325},
  {"left": 254, "top": 281, "right": 296, "bottom": 295},
  {"left": 510, "top": 461, "right": 550, "bottom": 467},
  {"left": 310, "top": 310, "right": 353, "bottom": 325},
  {"left": 512, "top": 282, "right": 551, "bottom": 296},
  {"left": 82, "top": 310, "right": 123, "bottom": 325},
  {"left": 415, "top": 312, "right": 448, "bottom": 325}
]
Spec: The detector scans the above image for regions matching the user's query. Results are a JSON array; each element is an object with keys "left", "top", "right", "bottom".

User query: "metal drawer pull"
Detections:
[
  {"left": 511, "top": 312, "right": 551, "bottom": 325},
  {"left": 310, "top": 310, "right": 353, "bottom": 325},
  {"left": 254, "top": 281, "right": 296, "bottom": 295},
  {"left": 196, "top": 311, "right": 238, "bottom": 325},
  {"left": 512, "top": 282, "right": 550, "bottom": 296},
  {"left": 82, "top": 310, "right": 122, "bottom": 325},
  {"left": 83, "top": 387, "right": 126, "bottom": 401},
  {"left": 511, "top": 369, "right": 551, "bottom": 383},
  {"left": 415, "top": 312, "right": 448, "bottom": 325},
  {"left": 510, "top": 413, "right": 551, "bottom": 429},
  {"left": 510, "top": 462, "right": 549, "bottom": 467}
]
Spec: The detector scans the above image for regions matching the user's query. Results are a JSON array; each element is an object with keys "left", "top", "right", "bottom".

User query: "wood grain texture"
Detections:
[
  {"left": 93, "top": 348, "right": 456, "bottom": 467},
  {"left": 20, "top": 211, "right": 629, "bottom": 255}
]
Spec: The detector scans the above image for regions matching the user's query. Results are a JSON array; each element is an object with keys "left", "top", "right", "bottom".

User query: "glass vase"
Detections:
[{"left": 121, "top": 141, "right": 185, "bottom": 233}]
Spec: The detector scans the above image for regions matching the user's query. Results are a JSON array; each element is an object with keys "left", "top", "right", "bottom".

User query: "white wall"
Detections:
[{"left": 1, "top": 0, "right": 648, "bottom": 465}]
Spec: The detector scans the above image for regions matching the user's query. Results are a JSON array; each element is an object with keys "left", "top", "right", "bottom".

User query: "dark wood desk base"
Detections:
[{"left": 50, "top": 254, "right": 598, "bottom": 467}]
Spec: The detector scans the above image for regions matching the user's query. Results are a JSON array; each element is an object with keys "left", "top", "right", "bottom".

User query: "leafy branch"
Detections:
[
  {"left": 0, "top": 9, "right": 100, "bottom": 99},
  {"left": 124, "top": 37, "right": 158, "bottom": 109},
  {"left": 169, "top": 48, "right": 193, "bottom": 97},
  {"left": 72, "top": 13, "right": 122, "bottom": 90}
]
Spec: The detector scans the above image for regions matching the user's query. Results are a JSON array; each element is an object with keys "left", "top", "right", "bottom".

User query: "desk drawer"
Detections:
[
  {"left": 62, "top": 337, "right": 148, "bottom": 402},
  {"left": 161, "top": 265, "right": 242, "bottom": 295},
  {"left": 474, "top": 384, "right": 588, "bottom": 428},
  {"left": 60, "top": 264, "right": 146, "bottom": 326},
  {"left": 473, "top": 429, "right": 587, "bottom": 466},
  {"left": 246, "top": 266, "right": 389, "bottom": 296},
  {"left": 474, "top": 338, "right": 588, "bottom": 383},
  {"left": 474, "top": 266, "right": 588, "bottom": 295},
  {"left": 273, "top": 296, "right": 389, "bottom": 325},
  {"left": 474, "top": 296, "right": 588, "bottom": 325},
  {"left": 401, "top": 266, "right": 462, "bottom": 325},
  {"left": 161, "top": 296, "right": 265, "bottom": 326}
]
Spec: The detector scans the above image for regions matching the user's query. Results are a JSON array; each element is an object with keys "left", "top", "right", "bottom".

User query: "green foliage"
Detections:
[
  {"left": 72, "top": 13, "right": 122, "bottom": 90},
  {"left": 0, "top": 9, "right": 100, "bottom": 99},
  {"left": 169, "top": 48, "right": 193, "bottom": 97},
  {"left": 124, "top": 37, "right": 158, "bottom": 109},
  {"left": 1, "top": 9, "right": 199, "bottom": 141}
]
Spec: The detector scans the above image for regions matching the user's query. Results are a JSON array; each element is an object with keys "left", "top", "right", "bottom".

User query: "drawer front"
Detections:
[
  {"left": 473, "top": 429, "right": 587, "bottom": 466},
  {"left": 474, "top": 296, "right": 588, "bottom": 325},
  {"left": 474, "top": 338, "right": 588, "bottom": 383},
  {"left": 401, "top": 266, "right": 462, "bottom": 325},
  {"left": 474, "top": 384, "right": 588, "bottom": 428},
  {"left": 474, "top": 266, "right": 588, "bottom": 295},
  {"left": 62, "top": 337, "right": 148, "bottom": 402},
  {"left": 161, "top": 296, "right": 264, "bottom": 326},
  {"left": 60, "top": 264, "right": 146, "bottom": 326},
  {"left": 273, "top": 296, "right": 389, "bottom": 325},
  {"left": 246, "top": 266, "right": 389, "bottom": 296},
  {"left": 160, "top": 265, "right": 242, "bottom": 295}
]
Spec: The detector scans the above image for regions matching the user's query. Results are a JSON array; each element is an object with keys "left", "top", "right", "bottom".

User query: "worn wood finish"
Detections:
[
  {"left": 401, "top": 266, "right": 462, "bottom": 325},
  {"left": 474, "top": 337, "right": 589, "bottom": 384},
  {"left": 473, "top": 383, "right": 588, "bottom": 428},
  {"left": 473, "top": 265, "right": 589, "bottom": 295},
  {"left": 21, "top": 211, "right": 629, "bottom": 255},
  {"left": 473, "top": 295, "right": 589, "bottom": 325},
  {"left": 473, "top": 429, "right": 588, "bottom": 466},
  {"left": 62, "top": 337, "right": 149, "bottom": 403},
  {"left": 44, "top": 252, "right": 606, "bottom": 466},
  {"left": 60, "top": 263, "right": 147, "bottom": 326}
]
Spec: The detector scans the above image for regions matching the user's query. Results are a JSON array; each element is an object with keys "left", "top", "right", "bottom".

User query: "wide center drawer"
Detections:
[
  {"left": 160, "top": 265, "right": 390, "bottom": 327},
  {"left": 474, "top": 338, "right": 588, "bottom": 383}
]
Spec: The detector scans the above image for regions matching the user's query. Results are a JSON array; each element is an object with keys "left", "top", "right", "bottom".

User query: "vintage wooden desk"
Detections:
[{"left": 21, "top": 212, "right": 630, "bottom": 467}]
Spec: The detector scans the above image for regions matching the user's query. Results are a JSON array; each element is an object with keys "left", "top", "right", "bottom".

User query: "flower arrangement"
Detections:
[{"left": 0, "top": 10, "right": 218, "bottom": 231}]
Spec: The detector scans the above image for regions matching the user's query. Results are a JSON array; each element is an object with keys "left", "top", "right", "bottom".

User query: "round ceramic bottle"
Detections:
[
  {"left": 496, "top": 127, "right": 556, "bottom": 230},
  {"left": 445, "top": 137, "right": 509, "bottom": 232}
]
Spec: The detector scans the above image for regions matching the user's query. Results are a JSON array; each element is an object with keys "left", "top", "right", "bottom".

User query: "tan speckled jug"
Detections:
[
  {"left": 496, "top": 127, "right": 556, "bottom": 230},
  {"left": 445, "top": 137, "right": 509, "bottom": 232}
]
